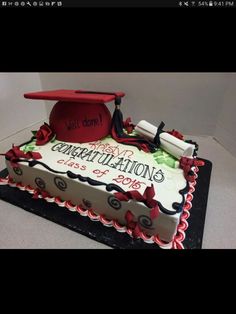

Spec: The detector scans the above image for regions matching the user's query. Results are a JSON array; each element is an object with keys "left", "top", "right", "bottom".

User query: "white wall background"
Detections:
[
  {"left": 39, "top": 72, "right": 231, "bottom": 136},
  {"left": 0, "top": 73, "right": 47, "bottom": 169},
  {"left": 0, "top": 73, "right": 46, "bottom": 139},
  {"left": 214, "top": 73, "right": 236, "bottom": 157},
  {"left": 0, "top": 72, "right": 235, "bottom": 167}
]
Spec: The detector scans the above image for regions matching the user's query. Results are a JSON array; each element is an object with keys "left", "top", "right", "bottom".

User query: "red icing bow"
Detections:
[
  {"left": 35, "top": 123, "right": 54, "bottom": 146},
  {"left": 115, "top": 184, "right": 160, "bottom": 237},
  {"left": 123, "top": 117, "right": 135, "bottom": 134},
  {"left": 124, "top": 207, "right": 159, "bottom": 238},
  {"left": 125, "top": 210, "right": 142, "bottom": 237},
  {"left": 167, "top": 129, "right": 184, "bottom": 140},
  {"left": 115, "top": 184, "right": 157, "bottom": 208},
  {"left": 1, "top": 145, "right": 42, "bottom": 167},
  {"left": 180, "top": 157, "right": 205, "bottom": 182}
]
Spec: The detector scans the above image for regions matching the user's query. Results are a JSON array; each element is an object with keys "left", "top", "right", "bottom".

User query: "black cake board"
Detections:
[{"left": 0, "top": 159, "right": 212, "bottom": 249}]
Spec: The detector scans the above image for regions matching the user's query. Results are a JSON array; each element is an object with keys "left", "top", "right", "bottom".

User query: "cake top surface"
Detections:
[{"left": 19, "top": 136, "right": 187, "bottom": 215}]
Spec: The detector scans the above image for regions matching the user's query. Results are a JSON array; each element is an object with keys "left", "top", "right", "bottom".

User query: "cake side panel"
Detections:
[{"left": 6, "top": 160, "right": 180, "bottom": 243}]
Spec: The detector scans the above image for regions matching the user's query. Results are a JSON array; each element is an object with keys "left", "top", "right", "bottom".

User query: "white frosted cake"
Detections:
[{"left": 0, "top": 89, "right": 205, "bottom": 248}]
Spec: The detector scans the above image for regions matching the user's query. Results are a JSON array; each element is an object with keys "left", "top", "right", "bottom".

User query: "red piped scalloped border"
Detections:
[{"left": 0, "top": 167, "right": 198, "bottom": 249}]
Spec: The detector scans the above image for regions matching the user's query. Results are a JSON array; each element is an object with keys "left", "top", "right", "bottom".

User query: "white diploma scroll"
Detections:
[{"left": 135, "top": 120, "right": 195, "bottom": 159}]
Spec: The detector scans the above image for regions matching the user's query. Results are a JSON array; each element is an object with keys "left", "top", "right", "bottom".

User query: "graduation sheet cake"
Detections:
[{"left": 0, "top": 90, "right": 205, "bottom": 248}]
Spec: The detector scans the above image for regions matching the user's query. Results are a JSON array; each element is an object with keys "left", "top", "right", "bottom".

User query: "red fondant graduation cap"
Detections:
[{"left": 24, "top": 90, "right": 125, "bottom": 143}]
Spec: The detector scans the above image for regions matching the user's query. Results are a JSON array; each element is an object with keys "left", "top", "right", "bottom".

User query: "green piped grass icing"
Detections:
[
  {"left": 153, "top": 148, "right": 179, "bottom": 169},
  {"left": 22, "top": 140, "right": 37, "bottom": 153}
]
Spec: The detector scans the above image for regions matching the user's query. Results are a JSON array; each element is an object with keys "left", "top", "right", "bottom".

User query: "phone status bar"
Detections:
[
  {"left": 0, "top": 0, "right": 235, "bottom": 7},
  {"left": 1, "top": 1, "right": 63, "bottom": 6}
]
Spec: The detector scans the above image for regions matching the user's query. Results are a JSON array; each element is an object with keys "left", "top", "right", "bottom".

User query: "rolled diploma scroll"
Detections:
[{"left": 135, "top": 120, "right": 195, "bottom": 159}]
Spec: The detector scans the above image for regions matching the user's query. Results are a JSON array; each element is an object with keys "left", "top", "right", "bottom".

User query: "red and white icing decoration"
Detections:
[
  {"left": 0, "top": 145, "right": 42, "bottom": 167},
  {"left": 0, "top": 166, "right": 199, "bottom": 249}
]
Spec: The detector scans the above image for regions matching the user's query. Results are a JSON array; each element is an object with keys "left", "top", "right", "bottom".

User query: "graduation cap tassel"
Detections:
[{"left": 111, "top": 97, "right": 157, "bottom": 153}]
